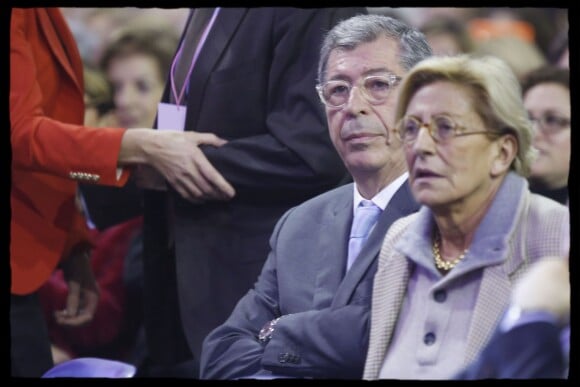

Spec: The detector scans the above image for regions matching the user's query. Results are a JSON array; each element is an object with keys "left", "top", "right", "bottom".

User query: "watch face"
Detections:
[
  {"left": 259, "top": 323, "right": 273, "bottom": 341},
  {"left": 258, "top": 318, "right": 280, "bottom": 342},
  {"left": 258, "top": 328, "right": 267, "bottom": 340}
]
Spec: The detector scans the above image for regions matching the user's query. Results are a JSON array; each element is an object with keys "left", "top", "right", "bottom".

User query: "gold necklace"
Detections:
[{"left": 432, "top": 232, "right": 468, "bottom": 271}]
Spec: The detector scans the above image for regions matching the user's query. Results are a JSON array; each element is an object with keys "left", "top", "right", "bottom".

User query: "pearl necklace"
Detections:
[{"left": 432, "top": 232, "right": 468, "bottom": 271}]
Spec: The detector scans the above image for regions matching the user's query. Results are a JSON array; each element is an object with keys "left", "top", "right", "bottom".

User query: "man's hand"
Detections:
[
  {"left": 55, "top": 249, "right": 100, "bottom": 327},
  {"left": 120, "top": 129, "right": 236, "bottom": 202}
]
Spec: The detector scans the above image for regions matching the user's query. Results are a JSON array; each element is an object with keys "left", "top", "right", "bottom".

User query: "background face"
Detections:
[
  {"left": 107, "top": 53, "right": 165, "bottom": 128},
  {"left": 524, "top": 82, "right": 570, "bottom": 188}
]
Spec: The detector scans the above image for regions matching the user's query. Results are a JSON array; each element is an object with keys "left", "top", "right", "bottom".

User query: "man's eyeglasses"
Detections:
[
  {"left": 316, "top": 74, "right": 401, "bottom": 109},
  {"left": 529, "top": 113, "right": 570, "bottom": 135},
  {"left": 397, "top": 114, "right": 491, "bottom": 143}
]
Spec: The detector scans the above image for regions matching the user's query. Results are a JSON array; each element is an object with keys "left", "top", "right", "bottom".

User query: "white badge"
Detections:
[{"left": 157, "top": 102, "right": 187, "bottom": 131}]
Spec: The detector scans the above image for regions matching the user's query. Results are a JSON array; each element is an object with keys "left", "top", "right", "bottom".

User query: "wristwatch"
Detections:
[{"left": 258, "top": 317, "right": 281, "bottom": 344}]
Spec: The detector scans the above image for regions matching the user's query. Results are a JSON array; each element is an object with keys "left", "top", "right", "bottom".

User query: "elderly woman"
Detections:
[{"left": 363, "top": 55, "right": 569, "bottom": 380}]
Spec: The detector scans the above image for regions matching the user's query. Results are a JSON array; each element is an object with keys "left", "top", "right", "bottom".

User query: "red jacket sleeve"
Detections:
[{"left": 10, "top": 8, "right": 130, "bottom": 186}]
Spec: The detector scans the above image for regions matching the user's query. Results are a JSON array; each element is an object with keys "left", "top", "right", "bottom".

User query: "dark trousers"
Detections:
[
  {"left": 136, "top": 357, "right": 200, "bottom": 378},
  {"left": 10, "top": 293, "right": 53, "bottom": 377},
  {"left": 140, "top": 242, "right": 198, "bottom": 378}
]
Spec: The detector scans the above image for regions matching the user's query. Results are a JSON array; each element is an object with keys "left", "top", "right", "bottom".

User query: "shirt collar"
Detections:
[{"left": 352, "top": 172, "right": 409, "bottom": 213}]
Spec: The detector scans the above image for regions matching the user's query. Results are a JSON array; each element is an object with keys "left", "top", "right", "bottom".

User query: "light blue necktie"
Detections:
[{"left": 347, "top": 200, "right": 382, "bottom": 271}]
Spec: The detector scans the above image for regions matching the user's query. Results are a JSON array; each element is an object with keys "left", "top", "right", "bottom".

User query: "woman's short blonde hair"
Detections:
[{"left": 395, "top": 54, "right": 534, "bottom": 176}]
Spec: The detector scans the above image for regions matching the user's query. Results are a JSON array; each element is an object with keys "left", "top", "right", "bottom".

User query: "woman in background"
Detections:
[
  {"left": 101, "top": 27, "right": 178, "bottom": 128},
  {"left": 521, "top": 65, "right": 570, "bottom": 205}
]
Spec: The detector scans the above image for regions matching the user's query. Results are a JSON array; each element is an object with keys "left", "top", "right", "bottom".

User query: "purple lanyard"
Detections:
[{"left": 170, "top": 7, "right": 220, "bottom": 106}]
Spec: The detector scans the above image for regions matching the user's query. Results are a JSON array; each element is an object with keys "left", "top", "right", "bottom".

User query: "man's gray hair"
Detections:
[{"left": 318, "top": 14, "right": 433, "bottom": 83}]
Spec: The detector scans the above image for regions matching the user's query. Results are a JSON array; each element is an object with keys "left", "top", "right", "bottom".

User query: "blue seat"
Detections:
[{"left": 42, "top": 357, "right": 136, "bottom": 378}]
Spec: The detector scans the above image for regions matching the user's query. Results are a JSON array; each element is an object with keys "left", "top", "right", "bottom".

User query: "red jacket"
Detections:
[{"left": 10, "top": 8, "right": 130, "bottom": 295}]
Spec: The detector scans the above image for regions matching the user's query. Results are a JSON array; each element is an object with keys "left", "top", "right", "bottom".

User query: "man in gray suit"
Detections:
[{"left": 200, "top": 14, "right": 432, "bottom": 380}]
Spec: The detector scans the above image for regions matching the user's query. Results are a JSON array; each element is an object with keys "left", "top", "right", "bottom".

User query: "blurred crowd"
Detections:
[
  {"left": 64, "top": 7, "right": 568, "bottom": 130},
  {"left": 371, "top": 7, "right": 568, "bottom": 72}
]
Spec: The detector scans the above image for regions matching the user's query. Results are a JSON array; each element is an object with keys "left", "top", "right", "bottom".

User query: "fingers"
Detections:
[
  {"left": 165, "top": 148, "right": 236, "bottom": 202},
  {"left": 55, "top": 309, "right": 92, "bottom": 326},
  {"left": 54, "top": 303, "right": 94, "bottom": 326},
  {"left": 167, "top": 166, "right": 206, "bottom": 201},
  {"left": 170, "top": 169, "right": 231, "bottom": 203},
  {"left": 183, "top": 132, "right": 235, "bottom": 198},
  {"left": 63, "top": 281, "right": 81, "bottom": 317},
  {"left": 146, "top": 131, "right": 236, "bottom": 202},
  {"left": 79, "top": 288, "right": 99, "bottom": 320},
  {"left": 195, "top": 153, "right": 236, "bottom": 199},
  {"left": 190, "top": 132, "right": 228, "bottom": 147},
  {"left": 54, "top": 283, "right": 99, "bottom": 327}
]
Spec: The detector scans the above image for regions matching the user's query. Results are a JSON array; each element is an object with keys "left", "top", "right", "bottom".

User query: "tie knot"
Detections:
[{"left": 351, "top": 201, "right": 381, "bottom": 238}]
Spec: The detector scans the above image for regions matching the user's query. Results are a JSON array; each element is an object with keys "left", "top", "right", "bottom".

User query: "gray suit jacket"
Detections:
[
  {"left": 364, "top": 173, "right": 570, "bottom": 379},
  {"left": 201, "top": 181, "right": 419, "bottom": 379}
]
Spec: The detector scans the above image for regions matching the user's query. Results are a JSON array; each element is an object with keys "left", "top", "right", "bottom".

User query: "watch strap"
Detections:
[{"left": 258, "top": 317, "right": 281, "bottom": 343}]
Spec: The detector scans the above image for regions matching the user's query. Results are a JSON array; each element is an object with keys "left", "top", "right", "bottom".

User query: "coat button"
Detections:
[
  {"left": 424, "top": 332, "right": 436, "bottom": 346},
  {"left": 278, "top": 353, "right": 289, "bottom": 363},
  {"left": 433, "top": 289, "right": 447, "bottom": 303}
]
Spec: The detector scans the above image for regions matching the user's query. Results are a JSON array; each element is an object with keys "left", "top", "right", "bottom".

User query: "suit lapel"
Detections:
[
  {"left": 36, "top": 9, "right": 82, "bottom": 93},
  {"left": 463, "top": 264, "right": 512, "bottom": 367},
  {"left": 332, "top": 181, "right": 418, "bottom": 307},
  {"left": 312, "top": 189, "right": 352, "bottom": 308},
  {"left": 364, "top": 249, "right": 413, "bottom": 378},
  {"left": 185, "top": 8, "right": 248, "bottom": 130},
  {"left": 464, "top": 191, "right": 530, "bottom": 367}
]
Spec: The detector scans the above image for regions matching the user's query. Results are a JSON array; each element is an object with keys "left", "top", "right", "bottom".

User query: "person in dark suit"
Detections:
[
  {"left": 134, "top": 8, "right": 368, "bottom": 377},
  {"left": 455, "top": 257, "right": 570, "bottom": 379},
  {"left": 200, "top": 14, "right": 432, "bottom": 379}
]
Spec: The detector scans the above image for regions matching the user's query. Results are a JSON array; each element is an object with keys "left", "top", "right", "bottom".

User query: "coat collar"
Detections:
[
  {"left": 36, "top": 8, "right": 83, "bottom": 94},
  {"left": 184, "top": 8, "right": 248, "bottom": 129}
]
